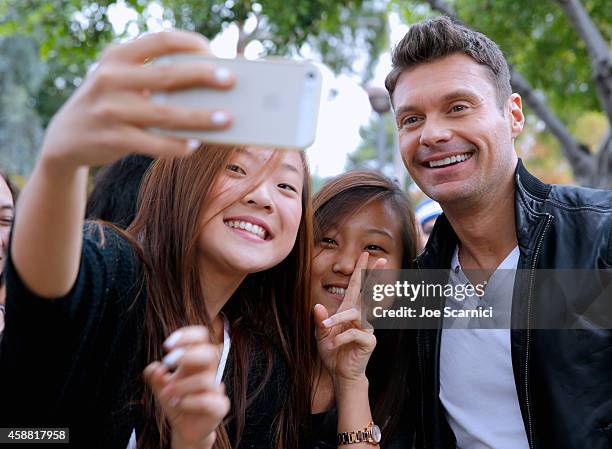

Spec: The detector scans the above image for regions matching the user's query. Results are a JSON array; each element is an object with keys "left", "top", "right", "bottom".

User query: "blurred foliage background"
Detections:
[{"left": 0, "top": 0, "right": 610, "bottom": 189}]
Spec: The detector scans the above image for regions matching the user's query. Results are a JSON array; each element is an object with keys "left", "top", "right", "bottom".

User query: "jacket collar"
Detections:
[{"left": 415, "top": 159, "right": 552, "bottom": 269}]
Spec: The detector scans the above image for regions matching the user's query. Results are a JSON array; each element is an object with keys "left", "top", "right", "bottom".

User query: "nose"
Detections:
[
  {"left": 332, "top": 246, "right": 359, "bottom": 276},
  {"left": 0, "top": 229, "right": 9, "bottom": 251},
  {"left": 419, "top": 116, "right": 453, "bottom": 148},
  {"left": 242, "top": 181, "right": 274, "bottom": 212}
]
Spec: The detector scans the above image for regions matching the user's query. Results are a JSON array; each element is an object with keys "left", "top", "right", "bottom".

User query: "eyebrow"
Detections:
[
  {"left": 394, "top": 89, "right": 483, "bottom": 119},
  {"left": 0, "top": 204, "right": 13, "bottom": 212},
  {"left": 366, "top": 228, "right": 394, "bottom": 240},
  {"left": 235, "top": 148, "right": 302, "bottom": 176},
  {"left": 440, "top": 89, "right": 483, "bottom": 105},
  {"left": 281, "top": 162, "right": 302, "bottom": 176}
]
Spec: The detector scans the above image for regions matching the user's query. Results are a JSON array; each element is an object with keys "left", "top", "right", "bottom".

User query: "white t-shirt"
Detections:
[
  {"left": 126, "top": 316, "right": 231, "bottom": 449},
  {"left": 439, "top": 246, "right": 529, "bottom": 449}
]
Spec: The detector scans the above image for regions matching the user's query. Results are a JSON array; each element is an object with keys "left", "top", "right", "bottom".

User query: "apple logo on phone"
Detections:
[{"left": 262, "top": 92, "right": 281, "bottom": 109}]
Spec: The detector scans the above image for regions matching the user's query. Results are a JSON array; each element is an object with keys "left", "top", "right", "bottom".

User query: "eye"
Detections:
[
  {"left": 365, "top": 244, "right": 386, "bottom": 253},
  {"left": 400, "top": 115, "right": 422, "bottom": 129},
  {"left": 450, "top": 104, "right": 468, "bottom": 113},
  {"left": 278, "top": 183, "right": 298, "bottom": 193},
  {"left": 226, "top": 163, "right": 246, "bottom": 175},
  {"left": 321, "top": 237, "right": 338, "bottom": 247},
  {"left": 0, "top": 217, "right": 13, "bottom": 226}
]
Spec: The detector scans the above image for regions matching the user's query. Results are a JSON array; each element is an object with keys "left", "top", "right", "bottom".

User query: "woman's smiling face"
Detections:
[
  {"left": 311, "top": 199, "right": 403, "bottom": 315},
  {"left": 197, "top": 148, "right": 304, "bottom": 276}
]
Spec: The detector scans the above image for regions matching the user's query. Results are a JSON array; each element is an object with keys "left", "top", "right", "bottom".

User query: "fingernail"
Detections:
[
  {"left": 164, "top": 330, "right": 183, "bottom": 349},
  {"left": 169, "top": 396, "right": 179, "bottom": 407},
  {"left": 186, "top": 139, "right": 201, "bottom": 152},
  {"left": 322, "top": 318, "right": 333, "bottom": 327},
  {"left": 214, "top": 67, "right": 231, "bottom": 82},
  {"left": 162, "top": 348, "right": 184, "bottom": 367},
  {"left": 211, "top": 111, "right": 229, "bottom": 125}
]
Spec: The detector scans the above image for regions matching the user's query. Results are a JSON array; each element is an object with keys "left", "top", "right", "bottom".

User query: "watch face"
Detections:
[{"left": 371, "top": 424, "right": 382, "bottom": 443}]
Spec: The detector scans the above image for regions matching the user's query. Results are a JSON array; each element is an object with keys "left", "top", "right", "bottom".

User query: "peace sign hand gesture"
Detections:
[{"left": 313, "top": 252, "right": 386, "bottom": 385}]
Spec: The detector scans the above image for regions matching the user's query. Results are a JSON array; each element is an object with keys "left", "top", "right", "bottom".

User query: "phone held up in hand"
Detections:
[{"left": 151, "top": 54, "right": 323, "bottom": 150}]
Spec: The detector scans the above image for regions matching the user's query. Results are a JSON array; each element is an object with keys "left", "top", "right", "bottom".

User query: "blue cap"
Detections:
[{"left": 415, "top": 198, "right": 443, "bottom": 225}]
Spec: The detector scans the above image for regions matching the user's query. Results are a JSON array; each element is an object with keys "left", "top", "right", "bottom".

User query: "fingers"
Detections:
[
  {"left": 91, "top": 62, "right": 234, "bottom": 93},
  {"left": 331, "top": 328, "right": 377, "bottom": 351},
  {"left": 144, "top": 361, "right": 172, "bottom": 399},
  {"left": 175, "top": 387, "right": 231, "bottom": 417},
  {"left": 162, "top": 326, "right": 218, "bottom": 377},
  {"left": 95, "top": 93, "right": 232, "bottom": 130},
  {"left": 162, "top": 344, "right": 218, "bottom": 379},
  {"left": 372, "top": 257, "right": 387, "bottom": 270},
  {"left": 321, "top": 307, "right": 361, "bottom": 330},
  {"left": 338, "top": 252, "right": 369, "bottom": 312},
  {"left": 157, "top": 380, "right": 227, "bottom": 423},
  {"left": 164, "top": 326, "right": 211, "bottom": 351},
  {"left": 101, "top": 30, "right": 210, "bottom": 64},
  {"left": 92, "top": 91, "right": 232, "bottom": 130},
  {"left": 161, "top": 370, "right": 217, "bottom": 399},
  {"left": 108, "top": 126, "right": 200, "bottom": 159},
  {"left": 313, "top": 303, "right": 332, "bottom": 340}
]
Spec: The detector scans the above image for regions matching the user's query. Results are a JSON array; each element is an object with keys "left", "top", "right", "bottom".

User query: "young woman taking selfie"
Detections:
[{"left": 0, "top": 31, "right": 313, "bottom": 449}]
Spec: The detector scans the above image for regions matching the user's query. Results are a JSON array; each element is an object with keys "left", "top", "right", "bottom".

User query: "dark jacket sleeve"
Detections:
[{"left": 0, "top": 223, "right": 142, "bottom": 432}]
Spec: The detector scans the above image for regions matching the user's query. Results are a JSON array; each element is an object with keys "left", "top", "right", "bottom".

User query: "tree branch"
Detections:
[
  {"left": 556, "top": 0, "right": 612, "bottom": 124},
  {"left": 236, "top": 13, "right": 261, "bottom": 55},
  {"left": 595, "top": 130, "right": 612, "bottom": 188},
  {"left": 510, "top": 69, "right": 594, "bottom": 184},
  {"left": 426, "top": 0, "right": 457, "bottom": 19}
]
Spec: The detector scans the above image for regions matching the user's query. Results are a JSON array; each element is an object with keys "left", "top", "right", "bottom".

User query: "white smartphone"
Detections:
[{"left": 150, "top": 54, "right": 322, "bottom": 150}]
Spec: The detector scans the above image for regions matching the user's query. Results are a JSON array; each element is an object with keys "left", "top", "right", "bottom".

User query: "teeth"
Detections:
[
  {"left": 224, "top": 220, "right": 267, "bottom": 239},
  {"left": 326, "top": 286, "right": 347, "bottom": 297},
  {"left": 428, "top": 152, "right": 472, "bottom": 168}
]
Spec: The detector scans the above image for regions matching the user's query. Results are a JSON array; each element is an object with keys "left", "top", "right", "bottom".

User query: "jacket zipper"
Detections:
[
  {"left": 415, "top": 259, "right": 429, "bottom": 449},
  {"left": 524, "top": 215, "right": 553, "bottom": 449},
  {"left": 417, "top": 330, "right": 427, "bottom": 448}
]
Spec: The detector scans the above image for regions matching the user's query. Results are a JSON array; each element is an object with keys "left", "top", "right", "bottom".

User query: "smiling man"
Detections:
[{"left": 385, "top": 17, "right": 612, "bottom": 449}]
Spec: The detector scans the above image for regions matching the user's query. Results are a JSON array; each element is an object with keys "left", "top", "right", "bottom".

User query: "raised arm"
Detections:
[{"left": 11, "top": 31, "right": 234, "bottom": 298}]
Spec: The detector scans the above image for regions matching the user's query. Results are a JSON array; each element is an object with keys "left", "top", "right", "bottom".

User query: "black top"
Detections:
[{"left": 0, "top": 224, "right": 288, "bottom": 449}]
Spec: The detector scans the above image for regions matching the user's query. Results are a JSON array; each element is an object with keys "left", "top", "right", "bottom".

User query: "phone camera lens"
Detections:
[{"left": 307, "top": 72, "right": 315, "bottom": 79}]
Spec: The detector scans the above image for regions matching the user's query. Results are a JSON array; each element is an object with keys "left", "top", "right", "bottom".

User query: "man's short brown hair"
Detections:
[{"left": 385, "top": 16, "right": 512, "bottom": 108}]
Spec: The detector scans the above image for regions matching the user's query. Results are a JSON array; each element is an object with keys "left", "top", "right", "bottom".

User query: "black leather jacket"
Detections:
[{"left": 413, "top": 160, "right": 612, "bottom": 449}]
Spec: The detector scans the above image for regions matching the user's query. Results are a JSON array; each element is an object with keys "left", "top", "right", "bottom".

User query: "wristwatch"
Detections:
[{"left": 337, "top": 421, "right": 382, "bottom": 445}]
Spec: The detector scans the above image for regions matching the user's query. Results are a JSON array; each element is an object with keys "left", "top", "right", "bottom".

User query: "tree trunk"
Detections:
[
  {"left": 509, "top": 69, "right": 594, "bottom": 185},
  {"left": 556, "top": 0, "right": 612, "bottom": 124},
  {"left": 556, "top": 0, "right": 612, "bottom": 188}
]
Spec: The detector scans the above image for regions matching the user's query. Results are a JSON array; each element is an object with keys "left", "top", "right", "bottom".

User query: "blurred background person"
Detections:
[
  {"left": 415, "top": 198, "right": 442, "bottom": 251},
  {"left": 0, "top": 169, "right": 17, "bottom": 335},
  {"left": 85, "top": 154, "right": 154, "bottom": 228}
]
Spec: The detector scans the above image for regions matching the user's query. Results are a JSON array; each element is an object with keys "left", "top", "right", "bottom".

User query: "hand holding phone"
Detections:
[
  {"left": 40, "top": 31, "right": 234, "bottom": 170},
  {"left": 151, "top": 55, "right": 323, "bottom": 150}
]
